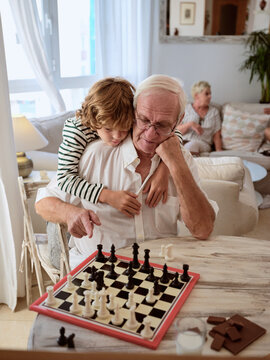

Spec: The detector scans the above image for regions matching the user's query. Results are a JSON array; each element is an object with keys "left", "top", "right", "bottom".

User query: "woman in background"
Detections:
[{"left": 177, "top": 81, "right": 222, "bottom": 155}]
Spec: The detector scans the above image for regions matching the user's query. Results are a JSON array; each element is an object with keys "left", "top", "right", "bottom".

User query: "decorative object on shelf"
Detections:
[
  {"left": 240, "top": 30, "right": 270, "bottom": 103},
  {"left": 180, "top": 2, "right": 196, "bottom": 25},
  {"left": 260, "top": 0, "right": 267, "bottom": 11},
  {"left": 12, "top": 115, "right": 48, "bottom": 177}
]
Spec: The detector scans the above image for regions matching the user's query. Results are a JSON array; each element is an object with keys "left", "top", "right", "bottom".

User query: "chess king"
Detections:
[{"left": 36, "top": 74, "right": 217, "bottom": 269}]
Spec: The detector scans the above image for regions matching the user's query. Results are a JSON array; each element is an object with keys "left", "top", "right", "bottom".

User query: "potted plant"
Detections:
[{"left": 240, "top": 30, "right": 270, "bottom": 103}]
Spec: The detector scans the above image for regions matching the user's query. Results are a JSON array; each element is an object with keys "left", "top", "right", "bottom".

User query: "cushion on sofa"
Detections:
[
  {"left": 221, "top": 105, "right": 270, "bottom": 152},
  {"left": 195, "top": 156, "right": 245, "bottom": 190},
  {"left": 29, "top": 110, "right": 75, "bottom": 154}
]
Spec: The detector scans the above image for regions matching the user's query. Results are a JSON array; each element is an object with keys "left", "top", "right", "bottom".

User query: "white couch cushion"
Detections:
[
  {"left": 195, "top": 156, "right": 245, "bottom": 190},
  {"left": 221, "top": 105, "right": 270, "bottom": 152}
]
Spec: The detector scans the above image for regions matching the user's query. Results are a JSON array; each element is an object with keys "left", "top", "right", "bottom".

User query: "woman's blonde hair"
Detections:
[
  {"left": 191, "top": 81, "right": 211, "bottom": 99},
  {"left": 134, "top": 74, "right": 187, "bottom": 122},
  {"left": 76, "top": 77, "right": 135, "bottom": 130}
]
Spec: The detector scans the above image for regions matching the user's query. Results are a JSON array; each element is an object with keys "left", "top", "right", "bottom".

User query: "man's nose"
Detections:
[{"left": 144, "top": 124, "right": 158, "bottom": 138}]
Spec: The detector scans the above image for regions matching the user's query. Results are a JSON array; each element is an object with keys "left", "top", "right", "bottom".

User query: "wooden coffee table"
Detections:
[{"left": 28, "top": 235, "right": 270, "bottom": 356}]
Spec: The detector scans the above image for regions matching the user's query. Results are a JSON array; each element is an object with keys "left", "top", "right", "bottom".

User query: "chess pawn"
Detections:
[
  {"left": 141, "top": 318, "right": 153, "bottom": 339},
  {"left": 146, "top": 287, "right": 156, "bottom": 304},
  {"left": 66, "top": 274, "right": 75, "bottom": 291},
  {"left": 107, "top": 294, "right": 116, "bottom": 310},
  {"left": 164, "top": 244, "right": 174, "bottom": 262},
  {"left": 111, "top": 303, "right": 123, "bottom": 326},
  {"left": 45, "top": 286, "right": 56, "bottom": 306},
  {"left": 159, "top": 244, "right": 166, "bottom": 257},
  {"left": 90, "top": 281, "right": 97, "bottom": 299},
  {"left": 82, "top": 272, "right": 92, "bottom": 289},
  {"left": 70, "top": 292, "right": 80, "bottom": 314},
  {"left": 126, "top": 290, "right": 136, "bottom": 309}
]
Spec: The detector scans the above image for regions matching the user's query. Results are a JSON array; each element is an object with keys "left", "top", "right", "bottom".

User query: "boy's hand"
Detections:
[
  {"left": 143, "top": 162, "right": 169, "bottom": 207},
  {"left": 99, "top": 189, "right": 141, "bottom": 217}
]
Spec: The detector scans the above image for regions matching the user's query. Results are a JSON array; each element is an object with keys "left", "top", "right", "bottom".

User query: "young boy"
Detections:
[{"left": 57, "top": 77, "right": 183, "bottom": 217}]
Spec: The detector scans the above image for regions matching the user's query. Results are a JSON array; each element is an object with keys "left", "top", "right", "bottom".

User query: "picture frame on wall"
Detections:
[{"left": 180, "top": 2, "right": 196, "bottom": 25}]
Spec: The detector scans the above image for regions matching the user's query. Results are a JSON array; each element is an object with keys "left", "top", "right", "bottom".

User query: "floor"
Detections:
[{"left": 0, "top": 208, "right": 269, "bottom": 351}]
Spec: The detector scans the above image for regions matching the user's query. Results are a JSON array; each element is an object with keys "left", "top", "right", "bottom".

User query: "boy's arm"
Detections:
[{"left": 57, "top": 118, "right": 103, "bottom": 204}]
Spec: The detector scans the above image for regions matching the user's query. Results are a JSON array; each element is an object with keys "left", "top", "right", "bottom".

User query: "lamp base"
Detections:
[{"left": 17, "top": 152, "right": 33, "bottom": 178}]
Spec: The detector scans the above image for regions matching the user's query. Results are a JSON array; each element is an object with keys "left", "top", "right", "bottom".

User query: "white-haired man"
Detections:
[{"left": 36, "top": 75, "right": 217, "bottom": 268}]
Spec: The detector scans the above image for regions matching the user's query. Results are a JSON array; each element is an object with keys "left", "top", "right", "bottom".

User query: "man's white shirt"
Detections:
[{"left": 37, "top": 135, "right": 218, "bottom": 267}]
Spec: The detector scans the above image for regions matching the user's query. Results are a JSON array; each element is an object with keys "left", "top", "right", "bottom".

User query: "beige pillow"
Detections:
[
  {"left": 196, "top": 157, "right": 245, "bottom": 190},
  {"left": 222, "top": 105, "right": 270, "bottom": 151}
]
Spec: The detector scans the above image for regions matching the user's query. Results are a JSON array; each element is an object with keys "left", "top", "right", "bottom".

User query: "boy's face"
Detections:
[{"left": 97, "top": 127, "right": 129, "bottom": 147}]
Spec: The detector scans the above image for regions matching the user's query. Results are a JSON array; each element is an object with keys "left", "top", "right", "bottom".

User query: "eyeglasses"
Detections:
[{"left": 135, "top": 115, "right": 176, "bottom": 136}]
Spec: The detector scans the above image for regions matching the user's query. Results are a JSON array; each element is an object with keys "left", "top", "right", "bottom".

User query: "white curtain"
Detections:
[
  {"left": 8, "top": 0, "right": 66, "bottom": 113},
  {"left": 0, "top": 15, "right": 24, "bottom": 310},
  {"left": 96, "top": 0, "right": 154, "bottom": 86}
]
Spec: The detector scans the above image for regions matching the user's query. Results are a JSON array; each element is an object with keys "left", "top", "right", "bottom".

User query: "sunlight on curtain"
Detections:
[
  {"left": 96, "top": 0, "right": 154, "bottom": 86},
  {"left": 8, "top": 0, "right": 66, "bottom": 113},
  {"left": 0, "top": 15, "right": 25, "bottom": 310}
]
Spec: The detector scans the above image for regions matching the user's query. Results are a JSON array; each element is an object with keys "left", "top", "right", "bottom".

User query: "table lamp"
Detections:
[{"left": 12, "top": 114, "right": 48, "bottom": 178}]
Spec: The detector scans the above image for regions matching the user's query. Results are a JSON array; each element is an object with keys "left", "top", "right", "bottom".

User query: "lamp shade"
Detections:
[{"left": 12, "top": 115, "right": 48, "bottom": 152}]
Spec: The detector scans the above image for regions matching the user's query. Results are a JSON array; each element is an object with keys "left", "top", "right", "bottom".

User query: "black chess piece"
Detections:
[
  {"left": 171, "top": 272, "right": 183, "bottom": 289},
  {"left": 153, "top": 278, "right": 160, "bottom": 295},
  {"left": 67, "top": 333, "right": 75, "bottom": 348},
  {"left": 180, "top": 264, "right": 191, "bottom": 282},
  {"left": 140, "top": 249, "right": 151, "bottom": 273},
  {"left": 131, "top": 242, "right": 140, "bottom": 268},
  {"left": 106, "top": 263, "right": 118, "bottom": 279},
  {"left": 126, "top": 273, "right": 135, "bottom": 290},
  {"left": 123, "top": 261, "right": 135, "bottom": 276},
  {"left": 108, "top": 244, "right": 117, "bottom": 263},
  {"left": 95, "top": 244, "right": 105, "bottom": 261},
  {"left": 57, "top": 326, "right": 67, "bottom": 346},
  {"left": 160, "top": 263, "right": 169, "bottom": 284},
  {"left": 89, "top": 265, "right": 97, "bottom": 281},
  {"left": 96, "top": 270, "right": 105, "bottom": 291},
  {"left": 146, "top": 267, "right": 156, "bottom": 282}
]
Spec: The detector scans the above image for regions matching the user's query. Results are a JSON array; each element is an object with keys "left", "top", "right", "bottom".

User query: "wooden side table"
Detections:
[{"left": 243, "top": 160, "right": 267, "bottom": 206}]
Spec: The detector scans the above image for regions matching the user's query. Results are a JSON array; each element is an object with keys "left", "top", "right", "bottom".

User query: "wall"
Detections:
[{"left": 151, "top": 2, "right": 261, "bottom": 104}]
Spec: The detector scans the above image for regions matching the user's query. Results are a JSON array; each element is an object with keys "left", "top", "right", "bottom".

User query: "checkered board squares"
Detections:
[{"left": 30, "top": 250, "right": 200, "bottom": 349}]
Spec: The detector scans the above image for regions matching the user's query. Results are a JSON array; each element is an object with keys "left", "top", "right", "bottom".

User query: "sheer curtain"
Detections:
[
  {"left": 96, "top": 0, "right": 154, "bottom": 86},
  {"left": 0, "top": 15, "right": 24, "bottom": 310},
  {"left": 8, "top": 0, "right": 66, "bottom": 113}
]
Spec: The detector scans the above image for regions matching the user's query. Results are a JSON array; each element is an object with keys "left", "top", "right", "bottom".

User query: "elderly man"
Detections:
[{"left": 36, "top": 75, "right": 217, "bottom": 268}]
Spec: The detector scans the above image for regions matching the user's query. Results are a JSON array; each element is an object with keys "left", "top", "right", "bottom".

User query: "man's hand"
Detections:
[
  {"left": 143, "top": 162, "right": 169, "bottom": 207},
  {"left": 65, "top": 206, "right": 101, "bottom": 238},
  {"left": 99, "top": 189, "right": 141, "bottom": 218},
  {"left": 155, "top": 135, "right": 182, "bottom": 167}
]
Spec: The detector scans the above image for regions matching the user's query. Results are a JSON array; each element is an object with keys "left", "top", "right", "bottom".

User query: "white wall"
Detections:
[{"left": 151, "top": 2, "right": 261, "bottom": 104}]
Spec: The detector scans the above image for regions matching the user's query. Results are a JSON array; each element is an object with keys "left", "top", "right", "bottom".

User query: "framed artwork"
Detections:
[{"left": 180, "top": 2, "right": 196, "bottom": 25}]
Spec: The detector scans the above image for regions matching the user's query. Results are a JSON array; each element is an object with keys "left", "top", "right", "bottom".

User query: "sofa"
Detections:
[{"left": 27, "top": 108, "right": 259, "bottom": 236}]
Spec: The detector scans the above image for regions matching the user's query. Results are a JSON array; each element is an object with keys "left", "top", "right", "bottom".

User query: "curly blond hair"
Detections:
[
  {"left": 76, "top": 77, "right": 135, "bottom": 130},
  {"left": 191, "top": 81, "right": 211, "bottom": 99}
]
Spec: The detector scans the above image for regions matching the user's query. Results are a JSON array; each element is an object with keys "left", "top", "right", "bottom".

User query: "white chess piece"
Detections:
[
  {"left": 90, "top": 281, "right": 97, "bottom": 299},
  {"left": 70, "top": 291, "right": 80, "bottom": 314},
  {"left": 66, "top": 275, "right": 75, "bottom": 291},
  {"left": 126, "top": 290, "right": 136, "bottom": 309},
  {"left": 97, "top": 291, "right": 110, "bottom": 319},
  {"left": 141, "top": 318, "right": 153, "bottom": 339},
  {"left": 45, "top": 286, "right": 55, "bottom": 306},
  {"left": 159, "top": 244, "right": 166, "bottom": 257},
  {"left": 82, "top": 272, "right": 92, "bottom": 288},
  {"left": 165, "top": 243, "right": 174, "bottom": 261},
  {"left": 111, "top": 303, "right": 123, "bottom": 326},
  {"left": 92, "top": 291, "right": 100, "bottom": 309},
  {"left": 107, "top": 294, "right": 116, "bottom": 310},
  {"left": 125, "top": 305, "right": 138, "bottom": 330},
  {"left": 82, "top": 290, "right": 94, "bottom": 318},
  {"left": 146, "top": 287, "right": 156, "bottom": 304}
]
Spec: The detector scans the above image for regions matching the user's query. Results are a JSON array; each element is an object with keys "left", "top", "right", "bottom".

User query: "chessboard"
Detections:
[{"left": 30, "top": 244, "right": 200, "bottom": 349}]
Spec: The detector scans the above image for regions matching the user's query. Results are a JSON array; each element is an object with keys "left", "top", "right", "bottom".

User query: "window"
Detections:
[{"left": 0, "top": 0, "right": 96, "bottom": 117}]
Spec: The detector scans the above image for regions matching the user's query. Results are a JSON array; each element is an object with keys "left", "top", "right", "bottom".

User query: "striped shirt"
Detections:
[{"left": 57, "top": 116, "right": 183, "bottom": 203}]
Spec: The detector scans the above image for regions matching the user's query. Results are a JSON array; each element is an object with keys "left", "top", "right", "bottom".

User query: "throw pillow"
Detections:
[
  {"left": 195, "top": 157, "right": 245, "bottom": 190},
  {"left": 222, "top": 105, "right": 270, "bottom": 152}
]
